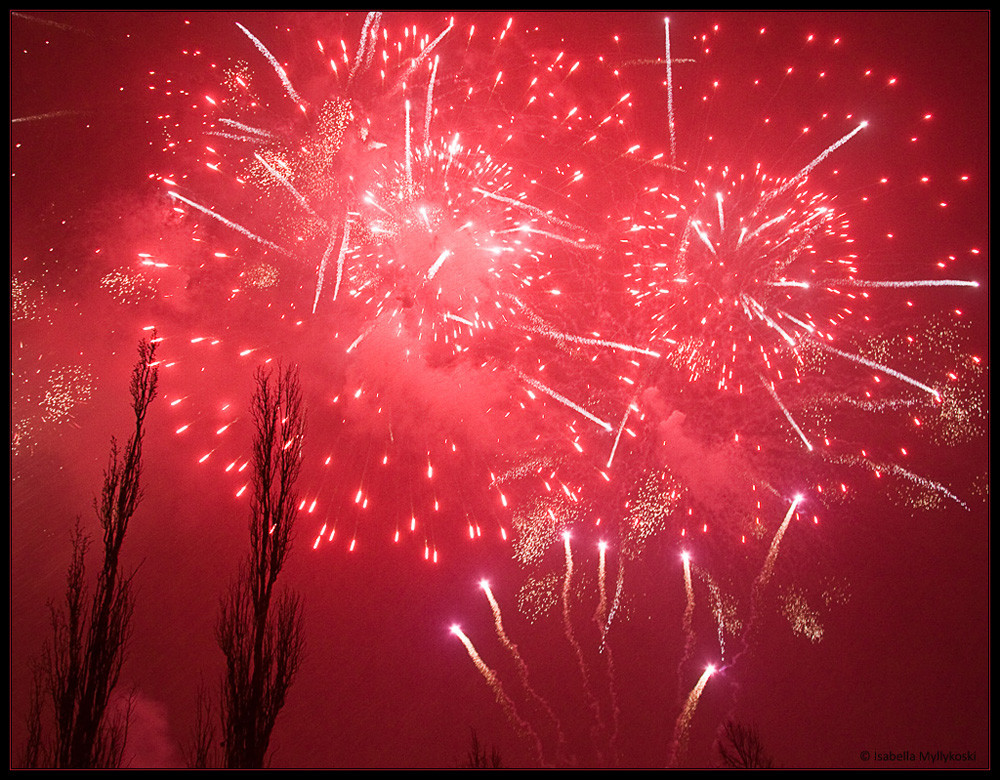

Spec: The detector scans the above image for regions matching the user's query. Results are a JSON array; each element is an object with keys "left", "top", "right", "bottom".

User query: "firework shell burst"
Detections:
[
  {"left": 148, "top": 12, "right": 657, "bottom": 561},
  {"left": 97, "top": 11, "right": 984, "bottom": 567}
]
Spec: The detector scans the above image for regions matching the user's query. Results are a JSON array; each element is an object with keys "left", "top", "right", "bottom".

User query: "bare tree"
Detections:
[
  {"left": 464, "top": 728, "right": 504, "bottom": 769},
  {"left": 215, "top": 364, "right": 306, "bottom": 768},
  {"left": 21, "top": 336, "right": 159, "bottom": 768},
  {"left": 716, "top": 719, "right": 774, "bottom": 769},
  {"left": 182, "top": 680, "right": 218, "bottom": 769}
]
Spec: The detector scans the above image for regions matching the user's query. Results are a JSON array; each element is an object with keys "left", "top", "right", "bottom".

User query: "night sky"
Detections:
[{"left": 11, "top": 11, "right": 989, "bottom": 769}]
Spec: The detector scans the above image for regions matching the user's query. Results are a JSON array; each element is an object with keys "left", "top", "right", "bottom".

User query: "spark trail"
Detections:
[
  {"left": 600, "top": 560, "right": 626, "bottom": 653},
  {"left": 456, "top": 542, "right": 631, "bottom": 766},
  {"left": 754, "top": 496, "right": 803, "bottom": 599},
  {"left": 832, "top": 279, "right": 979, "bottom": 289},
  {"left": 236, "top": 22, "right": 304, "bottom": 106},
  {"left": 759, "top": 122, "right": 867, "bottom": 207},
  {"left": 313, "top": 215, "right": 351, "bottom": 313},
  {"left": 814, "top": 340, "right": 942, "bottom": 400},
  {"left": 253, "top": 151, "right": 323, "bottom": 220},
  {"left": 675, "top": 550, "right": 699, "bottom": 725},
  {"left": 605, "top": 401, "right": 634, "bottom": 469},
  {"left": 697, "top": 567, "right": 730, "bottom": 661},
  {"left": 423, "top": 55, "right": 440, "bottom": 147},
  {"left": 526, "top": 327, "right": 661, "bottom": 358},
  {"left": 681, "top": 551, "right": 695, "bottom": 657},
  {"left": 480, "top": 580, "right": 567, "bottom": 760},
  {"left": 833, "top": 455, "right": 970, "bottom": 510},
  {"left": 167, "top": 192, "right": 293, "bottom": 256},
  {"left": 664, "top": 17, "right": 676, "bottom": 162},
  {"left": 593, "top": 541, "right": 621, "bottom": 763},
  {"left": 761, "top": 377, "right": 814, "bottom": 452},
  {"left": 517, "top": 370, "right": 613, "bottom": 432},
  {"left": 451, "top": 625, "right": 545, "bottom": 763},
  {"left": 669, "top": 665, "right": 715, "bottom": 767},
  {"left": 560, "top": 533, "right": 602, "bottom": 743},
  {"left": 472, "top": 187, "right": 587, "bottom": 233},
  {"left": 594, "top": 541, "right": 610, "bottom": 631},
  {"left": 347, "top": 11, "right": 381, "bottom": 85}
]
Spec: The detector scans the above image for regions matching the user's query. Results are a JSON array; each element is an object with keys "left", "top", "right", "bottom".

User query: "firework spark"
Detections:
[{"left": 669, "top": 665, "right": 715, "bottom": 767}]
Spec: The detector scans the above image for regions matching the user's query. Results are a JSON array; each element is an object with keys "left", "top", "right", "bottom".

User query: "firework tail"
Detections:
[
  {"left": 480, "top": 581, "right": 567, "bottom": 765},
  {"left": 452, "top": 625, "right": 546, "bottom": 765},
  {"left": 668, "top": 666, "right": 714, "bottom": 767}
]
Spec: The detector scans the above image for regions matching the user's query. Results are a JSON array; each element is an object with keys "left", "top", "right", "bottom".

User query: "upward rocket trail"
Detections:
[
  {"left": 561, "top": 533, "right": 605, "bottom": 764},
  {"left": 451, "top": 625, "right": 545, "bottom": 764},
  {"left": 669, "top": 666, "right": 715, "bottom": 767},
  {"left": 594, "top": 542, "right": 621, "bottom": 764},
  {"left": 755, "top": 496, "right": 802, "bottom": 598},
  {"left": 681, "top": 552, "right": 696, "bottom": 656},
  {"left": 480, "top": 581, "right": 566, "bottom": 761}
]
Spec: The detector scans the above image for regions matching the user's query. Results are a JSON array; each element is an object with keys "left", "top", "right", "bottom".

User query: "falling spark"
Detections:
[
  {"left": 761, "top": 378, "right": 814, "bottom": 451},
  {"left": 167, "top": 191, "right": 293, "bottom": 256},
  {"left": 814, "top": 340, "right": 942, "bottom": 400},
  {"left": 236, "top": 22, "right": 305, "bottom": 106},
  {"left": 517, "top": 370, "right": 613, "bottom": 432}
]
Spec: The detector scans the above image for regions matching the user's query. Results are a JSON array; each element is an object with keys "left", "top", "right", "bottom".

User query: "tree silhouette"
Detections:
[
  {"left": 213, "top": 364, "right": 307, "bottom": 768},
  {"left": 20, "top": 336, "right": 159, "bottom": 768},
  {"left": 464, "top": 728, "right": 504, "bottom": 769},
  {"left": 716, "top": 719, "right": 775, "bottom": 769},
  {"left": 182, "top": 679, "right": 217, "bottom": 769}
]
